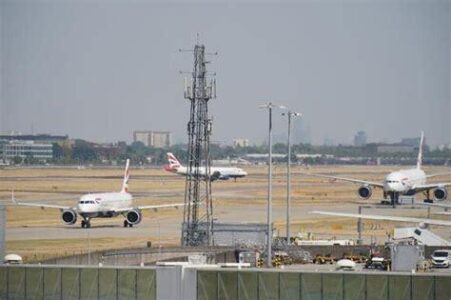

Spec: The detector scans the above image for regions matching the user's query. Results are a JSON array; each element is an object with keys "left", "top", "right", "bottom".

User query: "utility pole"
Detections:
[
  {"left": 0, "top": 205, "right": 5, "bottom": 261},
  {"left": 357, "top": 206, "right": 363, "bottom": 245},
  {"left": 282, "top": 111, "right": 301, "bottom": 245},
  {"left": 260, "top": 103, "right": 285, "bottom": 267},
  {"left": 181, "top": 42, "right": 217, "bottom": 246}
]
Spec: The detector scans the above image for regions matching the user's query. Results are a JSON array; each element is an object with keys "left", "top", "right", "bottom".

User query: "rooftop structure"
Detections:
[{"left": 133, "top": 131, "right": 171, "bottom": 148}]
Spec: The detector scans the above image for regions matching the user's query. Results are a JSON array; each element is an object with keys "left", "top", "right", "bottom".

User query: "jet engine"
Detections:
[
  {"left": 418, "top": 222, "right": 428, "bottom": 229},
  {"left": 357, "top": 185, "right": 372, "bottom": 199},
  {"left": 433, "top": 187, "right": 448, "bottom": 201},
  {"left": 211, "top": 171, "right": 221, "bottom": 181},
  {"left": 61, "top": 209, "right": 77, "bottom": 225},
  {"left": 126, "top": 209, "right": 142, "bottom": 225}
]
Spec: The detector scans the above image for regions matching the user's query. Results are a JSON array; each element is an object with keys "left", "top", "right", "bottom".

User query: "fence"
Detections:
[
  {"left": 197, "top": 269, "right": 451, "bottom": 300},
  {"left": 1, "top": 265, "right": 450, "bottom": 300},
  {"left": 0, "top": 265, "right": 156, "bottom": 300}
]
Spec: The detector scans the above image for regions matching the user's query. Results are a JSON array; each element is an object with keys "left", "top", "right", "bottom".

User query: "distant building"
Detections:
[
  {"left": 438, "top": 143, "right": 451, "bottom": 150},
  {"left": 354, "top": 131, "right": 367, "bottom": 147},
  {"left": 1, "top": 141, "right": 53, "bottom": 161},
  {"left": 133, "top": 131, "right": 171, "bottom": 148},
  {"left": 323, "top": 137, "right": 335, "bottom": 146},
  {"left": 0, "top": 134, "right": 68, "bottom": 145},
  {"left": 375, "top": 144, "right": 415, "bottom": 154},
  {"left": 233, "top": 138, "right": 249, "bottom": 148},
  {"left": 94, "top": 142, "right": 127, "bottom": 162},
  {"left": 401, "top": 137, "right": 422, "bottom": 147}
]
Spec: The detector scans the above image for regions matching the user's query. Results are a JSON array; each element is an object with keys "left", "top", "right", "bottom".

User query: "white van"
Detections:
[
  {"left": 4, "top": 254, "right": 23, "bottom": 264},
  {"left": 431, "top": 249, "right": 451, "bottom": 268}
]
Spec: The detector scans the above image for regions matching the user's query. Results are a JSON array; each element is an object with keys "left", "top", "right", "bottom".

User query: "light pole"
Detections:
[
  {"left": 282, "top": 111, "right": 301, "bottom": 245},
  {"left": 260, "top": 102, "right": 286, "bottom": 267}
]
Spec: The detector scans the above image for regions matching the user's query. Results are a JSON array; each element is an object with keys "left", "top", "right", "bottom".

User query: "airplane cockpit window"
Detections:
[{"left": 80, "top": 200, "right": 95, "bottom": 204}]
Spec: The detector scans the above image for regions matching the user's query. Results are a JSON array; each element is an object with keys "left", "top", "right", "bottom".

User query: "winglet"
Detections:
[
  {"left": 121, "top": 159, "right": 130, "bottom": 193},
  {"left": 417, "top": 131, "right": 424, "bottom": 169}
]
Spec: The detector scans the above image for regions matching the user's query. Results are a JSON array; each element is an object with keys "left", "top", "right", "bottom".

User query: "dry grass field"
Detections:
[{"left": 1, "top": 164, "right": 451, "bottom": 262}]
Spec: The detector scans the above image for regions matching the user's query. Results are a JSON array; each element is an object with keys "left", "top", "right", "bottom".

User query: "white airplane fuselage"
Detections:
[
  {"left": 77, "top": 192, "right": 132, "bottom": 218},
  {"left": 170, "top": 166, "right": 247, "bottom": 180},
  {"left": 383, "top": 168, "right": 426, "bottom": 194}
]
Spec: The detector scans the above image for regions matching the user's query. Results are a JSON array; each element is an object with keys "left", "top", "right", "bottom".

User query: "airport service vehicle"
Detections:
[
  {"left": 3, "top": 254, "right": 22, "bottom": 265},
  {"left": 305, "top": 132, "right": 451, "bottom": 206},
  {"left": 365, "top": 256, "right": 390, "bottom": 270},
  {"left": 336, "top": 259, "right": 356, "bottom": 271},
  {"left": 294, "top": 239, "right": 355, "bottom": 246},
  {"left": 13, "top": 159, "right": 184, "bottom": 228},
  {"left": 431, "top": 249, "right": 451, "bottom": 268},
  {"left": 164, "top": 152, "right": 247, "bottom": 181}
]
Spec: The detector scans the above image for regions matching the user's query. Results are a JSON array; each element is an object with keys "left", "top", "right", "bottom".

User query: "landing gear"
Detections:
[
  {"left": 388, "top": 192, "right": 399, "bottom": 208},
  {"left": 123, "top": 220, "right": 133, "bottom": 228},
  {"left": 423, "top": 190, "right": 433, "bottom": 203},
  {"left": 81, "top": 219, "right": 91, "bottom": 228}
]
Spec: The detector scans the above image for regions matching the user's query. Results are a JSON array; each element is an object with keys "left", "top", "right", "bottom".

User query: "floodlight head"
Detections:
[{"left": 259, "top": 102, "right": 286, "bottom": 110}]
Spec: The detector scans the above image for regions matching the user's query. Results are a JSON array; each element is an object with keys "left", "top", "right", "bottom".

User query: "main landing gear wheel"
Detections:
[
  {"left": 123, "top": 220, "right": 133, "bottom": 228},
  {"left": 424, "top": 190, "right": 433, "bottom": 203}
]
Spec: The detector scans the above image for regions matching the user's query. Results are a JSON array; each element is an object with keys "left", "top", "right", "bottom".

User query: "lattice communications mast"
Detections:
[{"left": 181, "top": 43, "right": 216, "bottom": 246}]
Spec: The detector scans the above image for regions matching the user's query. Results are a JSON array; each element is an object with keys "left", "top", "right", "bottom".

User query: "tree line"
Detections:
[{"left": 45, "top": 139, "right": 451, "bottom": 166}]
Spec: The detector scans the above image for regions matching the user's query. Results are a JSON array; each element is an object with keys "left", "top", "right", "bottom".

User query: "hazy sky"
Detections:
[{"left": 1, "top": 1, "right": 450, "bottom": 146}]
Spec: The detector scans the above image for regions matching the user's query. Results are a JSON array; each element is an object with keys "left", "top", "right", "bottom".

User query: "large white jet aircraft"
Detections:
[
  {"left": 306, "top": 132, "right": 451, "bottom": 207},
  {"left": 13, "top": 159, "right": 184, "bottom": 228},
  {"left": 309, "top": 210, "right": 451, "bottom": 246},
  {"left": 164, "top": 153, "right": 247, "bottom": 181},
  {"left": 310, "top": 210, "right": 451, "bottom": 227}
]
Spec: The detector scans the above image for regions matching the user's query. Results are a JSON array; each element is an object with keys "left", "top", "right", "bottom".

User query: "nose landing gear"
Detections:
[
  {"left": 387, "top": 192, "right": 399, "bottom": 208},
  {"left": 81, "top": 219, "right": 91, "bottom": 228}
]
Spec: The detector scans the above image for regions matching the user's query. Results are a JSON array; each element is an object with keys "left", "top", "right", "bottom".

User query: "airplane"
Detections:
[
  {"left": 12, "top": 159, "right": 185, "bottom": 228},
  {"left": 309, "top": 210, "right": 451, "bottom": 246},
  {"left": 164, "top": 152, "right": 248, "bottom": 181},
  {"left": 310, "top": 210, "right": 451, "bottom": 227},
  {"left": 303, "top": 132, "right": 451, "bottom": 207}
]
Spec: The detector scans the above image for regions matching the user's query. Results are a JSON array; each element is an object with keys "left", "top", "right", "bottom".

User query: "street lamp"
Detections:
[
  {"left": 281, "top": 111, "right": 301, "bottom": 245},
  {"left": 260, "top": 102, "right": 286, "bottom": 267}
]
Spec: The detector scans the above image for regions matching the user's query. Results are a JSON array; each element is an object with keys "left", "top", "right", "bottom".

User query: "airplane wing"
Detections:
[
  {"left": 13, "top": 201, "right": 72, "bottom": 210},
  {"left": 137, "top": 203, "right": 185, "bottom": 211},
  {"left": 11, "top": 192, "right": 73, "bottom": 210},
  {"left": 426, "top": 172, "right": 451, "bottom": 179},
  {"left": 302, "top": 173, "right": 384, "bottom": 188},
  {"left": 411, "top": 182, "right": 451, "bottom": 192},
  {"left": 310, "top": 210, "right": 451, "bottom": 226},
  {"left": 113, "top": 203, "right": 186, "bottom": 213}
]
